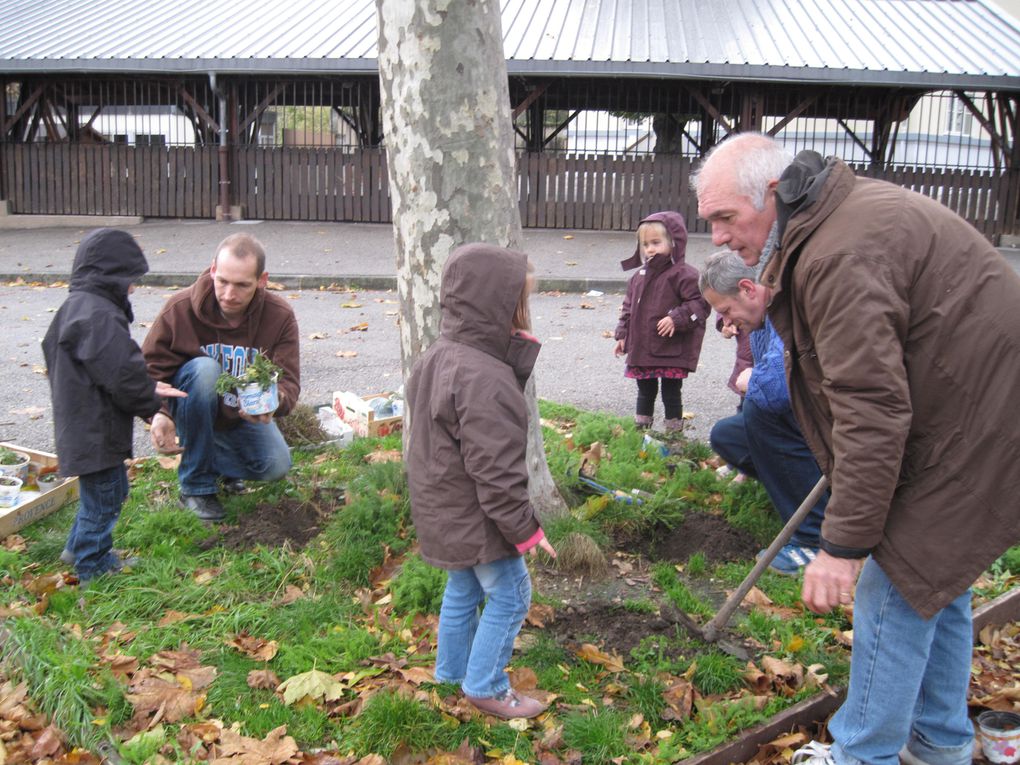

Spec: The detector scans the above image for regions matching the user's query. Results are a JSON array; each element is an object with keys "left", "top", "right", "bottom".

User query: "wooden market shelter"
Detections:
[{"left": 1, "top": 0, "right": 1018, "bottom": 241}]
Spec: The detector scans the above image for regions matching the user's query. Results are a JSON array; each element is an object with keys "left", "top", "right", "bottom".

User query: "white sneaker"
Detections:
[{"left": 791, "top": 741, "right": 836, "bottom": 765}]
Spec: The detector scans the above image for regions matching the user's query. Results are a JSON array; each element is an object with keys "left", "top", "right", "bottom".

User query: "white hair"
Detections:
[{"left": 691, "top": 133, "right": 794, "bottom": 210}]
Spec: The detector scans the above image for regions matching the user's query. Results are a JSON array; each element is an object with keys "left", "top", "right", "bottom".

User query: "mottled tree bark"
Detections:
[{"left": 376, "top": 0, "right": 565, "bottom": 517}]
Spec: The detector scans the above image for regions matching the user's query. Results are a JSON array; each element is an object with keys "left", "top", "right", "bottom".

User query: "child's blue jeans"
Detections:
[
  {"left": 433, "top": 555, "right": 531, "bottom": 698},
  {"left": 65, "top": 463, "right": 129, "bottom": 581}
]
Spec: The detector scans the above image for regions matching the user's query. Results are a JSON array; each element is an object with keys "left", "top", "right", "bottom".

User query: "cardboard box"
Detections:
[
  {"left": 0, "top": 444, "right": 79, "bottom": 538},
  {"left": 332, "top": 391, "right": 403, "bottom": 438}
]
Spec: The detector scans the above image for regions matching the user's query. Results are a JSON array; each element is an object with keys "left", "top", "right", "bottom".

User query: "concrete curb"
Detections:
[
  {"left": 0, "top": 213, "right": 145, "bottom": 229},
  {"left": 1, "top": 272, "right": 631, "bottom": 294}
]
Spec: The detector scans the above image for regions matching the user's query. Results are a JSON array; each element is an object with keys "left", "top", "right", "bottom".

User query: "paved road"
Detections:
[{"left": 0, "top": 285, "right": 740, "bottom": 455}]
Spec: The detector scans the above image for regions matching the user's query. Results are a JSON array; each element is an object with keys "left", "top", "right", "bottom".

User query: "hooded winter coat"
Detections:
[
  {"left": 142, "top": 269, "right": 300, "bottom": 426},
  {"left": 404, "top": 244, "right": 541, "bottom": 570},
  {"left": 614, "top": 212, "right": 710, "bottom": 370},
  {"left": 41, "top": 229, "right": 164, "bottom": 476},
  {"left": 761, "top": 153, "right": 1020, "bottom": 618}
]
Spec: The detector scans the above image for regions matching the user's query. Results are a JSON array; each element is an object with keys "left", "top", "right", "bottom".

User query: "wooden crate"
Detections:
[{"left": 0, "top": 444, "right": 78, "bottom": 538}]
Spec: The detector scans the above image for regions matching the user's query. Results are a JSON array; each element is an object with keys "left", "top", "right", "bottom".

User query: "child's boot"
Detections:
[
  {"left": 634, "top": 415, "right": 653, "bottom": 430},
  {"left": 663, "top": 417, "right": 684, "bottom": 434}
]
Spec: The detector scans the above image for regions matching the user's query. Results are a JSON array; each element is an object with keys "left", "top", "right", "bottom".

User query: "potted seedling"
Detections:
[
  {"left": 0, "top": 475, "right": 22, "bottom": 508},
  {"left": 37, "top": 471, "right": 66, "bottom": 493},
  {"left": 215, "top": 353, "right": 283, "bottom": 416},
  {"left": 0, "top": 446, "right": 31, "bottom": 483}
]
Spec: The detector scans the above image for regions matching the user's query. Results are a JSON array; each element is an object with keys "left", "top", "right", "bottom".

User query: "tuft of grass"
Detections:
[
  {"left": 340, "top": 688, "right": 457, "bottom": 758},
  {"left": 651, "top": 562, "right": 713, "bottom": 619},
  {"left": 562, "top": 709, "right": 630, "bottom": 764},
  {"left": 391, "top": 554, "right": 447, "bottom": 616},
  {"left": 625, "top": 674, "right": 667, "bottom": 721},
  {"left": 685, "top": 551, "right": 707, "bottom": 577},
  {"left": 690, "top": 650, "right": 746, "bottom": 695},
  {"left": 2, "top": 616, "right": 129, "bottom": 751},
  {"left": 555, "top": 531, "right": 609, "bottom": 578}
]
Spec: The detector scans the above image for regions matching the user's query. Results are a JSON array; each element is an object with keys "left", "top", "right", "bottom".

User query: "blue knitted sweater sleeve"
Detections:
[{"left": 745, "top": 318, "right": 790, "bottom": 414}]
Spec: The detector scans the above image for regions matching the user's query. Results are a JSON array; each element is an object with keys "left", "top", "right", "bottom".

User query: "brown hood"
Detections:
[{"left": 440, "top": 243, "right": 527, "bottom": 360}]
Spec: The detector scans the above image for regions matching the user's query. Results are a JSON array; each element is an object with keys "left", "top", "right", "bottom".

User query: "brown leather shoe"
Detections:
[{"left": 466, "top": 688, "right": 547, "bottom": 719}]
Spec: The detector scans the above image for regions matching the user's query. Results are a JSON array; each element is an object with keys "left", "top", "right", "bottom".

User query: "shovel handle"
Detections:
[{"left": 702, "top": 474, "right": 830, "bottom": 642}]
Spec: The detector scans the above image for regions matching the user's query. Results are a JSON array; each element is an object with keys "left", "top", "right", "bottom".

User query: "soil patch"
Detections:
[
  {"left": 632, "top": 511, "right": 760, "bottom": 564},
  {"left": 540, "top": 602, "right": 683, "bottom": 658},
  {"left": 197, "top": 488, "right": 343, "bottom": 551},
  {"left": 530, "top": 512, "right": 763, "bottom": 660}
]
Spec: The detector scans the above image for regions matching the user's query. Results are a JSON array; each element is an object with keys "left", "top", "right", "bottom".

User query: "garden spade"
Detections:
[{"left": 665, "top": 475, "right": 830, "bottom": 650}]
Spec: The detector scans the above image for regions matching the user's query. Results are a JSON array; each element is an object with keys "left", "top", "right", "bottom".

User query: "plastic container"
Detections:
[
  {"left": 977, "top": 710, "right": 1020, "bottom": 764},
  {"left": 237, "top": 378, "right": 280, "bottom": 416},
  {"left": 0, "top": 476, "right": 22, "bottom": 508}
]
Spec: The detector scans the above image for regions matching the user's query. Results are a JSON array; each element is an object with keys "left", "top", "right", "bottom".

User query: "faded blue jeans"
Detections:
[
  {"left": 66, "top": 463, "right": 129, "bottom": 581},
  {"left": 433, "top": 555, "right": 531, "bottom": 698},
  {"left": 829, "top": 558, "right": 974, "bottom": 765},
  {"left": 168, "top": 357, "right": 291, "bottom": 496}
]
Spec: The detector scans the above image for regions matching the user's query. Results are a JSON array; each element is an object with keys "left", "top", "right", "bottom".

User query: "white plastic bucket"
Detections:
[
  {"left": 237, "top": 379, "right": 280, "bottom": 416},
  {"left": 977, "top": 710, "right": 1020, "bottom": 764},
  {"left": 0, "top": 476, "right": 23, "bottom": 508}
]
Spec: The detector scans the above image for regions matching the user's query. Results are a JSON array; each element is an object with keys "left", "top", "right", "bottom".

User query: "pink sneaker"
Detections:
[{"left": 466, "top": 688, "right": 547, "bottom": 719}]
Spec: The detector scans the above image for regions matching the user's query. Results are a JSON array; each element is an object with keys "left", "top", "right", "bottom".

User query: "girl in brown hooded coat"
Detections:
[{"left": 404, "top": 243, "right": 556, "bottom": 720}]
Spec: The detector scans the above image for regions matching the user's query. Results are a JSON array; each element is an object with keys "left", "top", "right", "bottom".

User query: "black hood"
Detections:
[{"left": 69, "top": 228, "right": 149, "bottom": 320}]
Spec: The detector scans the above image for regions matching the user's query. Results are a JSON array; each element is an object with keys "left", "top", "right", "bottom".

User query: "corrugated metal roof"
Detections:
[{"left": 0, "top": 0, "right": 1017, "bottom": 89}]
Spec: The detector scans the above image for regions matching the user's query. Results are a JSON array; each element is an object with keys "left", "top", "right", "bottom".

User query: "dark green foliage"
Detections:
[{"left": 391, "top": 554, "right": 447, "bottom": 616}]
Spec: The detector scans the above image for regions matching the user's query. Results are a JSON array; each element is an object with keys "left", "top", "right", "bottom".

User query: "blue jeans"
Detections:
[
  {"left": 169, "top": 357, "right": 291, "bottom": 496},
  {"left": 434, "top": 555, "right": 531, "bottom": 698},
  {"left": 66, "top": 463, "right": 129, "bottom": 581},
  {"left": 830, "top": 558, "right": 974, "bottom": 765},
  {"left": 710, "top": 399, "right": 827, "bottom": 547}
]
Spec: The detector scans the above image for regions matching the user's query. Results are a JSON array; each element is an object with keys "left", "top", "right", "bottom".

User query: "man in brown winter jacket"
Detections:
[
  {"left": 693, "top": 132, "right": 1020, "bottom": 765},
  {"left": 142, "top": 233, "right": 300, "bottom": 522}
]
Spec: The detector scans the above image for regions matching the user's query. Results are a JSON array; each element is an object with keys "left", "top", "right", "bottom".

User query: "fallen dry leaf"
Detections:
[
  {"left": 210, "top": 725, "right": 298, "bottom": 765},
  {"left": 308, "top": 332, "right": 328, "bottom": 340},
  {"left": 363, "top": 449, "right": 402, "bottom": 464},
  {"left": 226, "top": 632, "right": 279, "bottom": 661},
  {"left": 266, "top": 281, "right": 286, "bottom": 291},
  {"left": 576, "top": 643, "right": 625, "bottom": 673},
  {"left": 248, "top": 669, "right": 281, "bottom": 690},
  {"left": 125, "top": 670, "right": 208, "bottom": 726},
  {"left": 277, "top": 669, "right": 346, "bottom": 706},
  {"left": 349, "top": 322, "right": 369, "bottom": 332},
  {"left": 275, "top": 584, "right": 305, "bottom": 606},
  {"left": 335, "top": 350, "right": 358, "bottom": 358}
]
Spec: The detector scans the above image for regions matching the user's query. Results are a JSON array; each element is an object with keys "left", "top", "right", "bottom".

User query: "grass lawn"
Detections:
[{"left": 1, "top": 402, "right": 1018, "bottom": 764}]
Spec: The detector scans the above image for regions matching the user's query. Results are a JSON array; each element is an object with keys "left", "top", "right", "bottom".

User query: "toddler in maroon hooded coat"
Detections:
[{"left": 614, "top": 211, "right": 711, "bottom": 432}]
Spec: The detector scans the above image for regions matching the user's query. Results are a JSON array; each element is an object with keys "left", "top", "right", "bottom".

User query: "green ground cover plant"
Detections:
[{"left": 1, "top": 401, "right": 1017, "bottom": 764}]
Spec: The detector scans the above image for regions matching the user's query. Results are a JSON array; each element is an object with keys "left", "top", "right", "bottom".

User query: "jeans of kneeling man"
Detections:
[{"left": 168, "top": 356, "right": 291, "bottom": 496}]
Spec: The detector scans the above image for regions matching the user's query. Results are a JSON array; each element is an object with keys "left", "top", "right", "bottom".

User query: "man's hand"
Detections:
[
  {"left": 155, "top": 381, "right": 187, "bottom": 398},
  {"left": 150, "top": 412, "right": 184, "bottom": 455},
  {"left": 720, "top": 320, "right": 739, "bottom": 339},
  {"left": 735, "top": 367, "right": 752, "bottom": 394},
  {"left": 801, "top": 550, "right": 864, "bottom": 614}
]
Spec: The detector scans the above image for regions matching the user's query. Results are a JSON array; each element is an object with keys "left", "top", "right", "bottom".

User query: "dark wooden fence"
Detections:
[
  {"left": 1, "top": 144, "right": 1013, "bottom": 241},
  {"left": 1, "top": 144, "right": 218, "bottom": 218}
]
